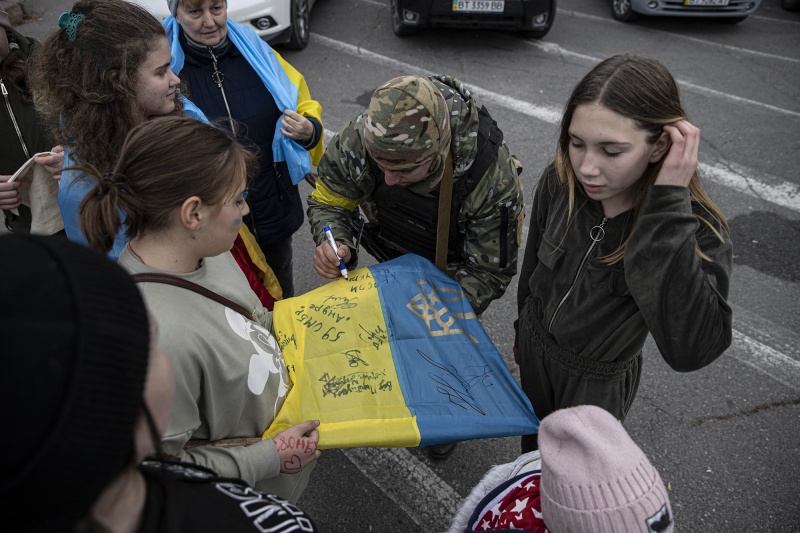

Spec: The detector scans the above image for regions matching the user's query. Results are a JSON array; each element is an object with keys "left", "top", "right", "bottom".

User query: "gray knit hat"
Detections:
[
  {"left": 539, "top": 405, "right": 674, "bottom": 533},
  {"left": 0, "top": 234, "right": 150, "bottom": 531},
  {"left": 167, "top": 0, "right": 179, "bottom": 16}
]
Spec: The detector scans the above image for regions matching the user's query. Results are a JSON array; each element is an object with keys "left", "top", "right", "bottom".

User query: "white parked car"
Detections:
[
  {"left": 133, "top": 0, "right": 317, "bottom": 49},
  {"left": 611, "top": 0, "right": 761, "bottom": 24}
]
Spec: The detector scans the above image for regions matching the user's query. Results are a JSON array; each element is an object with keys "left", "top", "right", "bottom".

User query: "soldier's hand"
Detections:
[{"left": 314, "top": 240, "right": 352, "bottom": 279}]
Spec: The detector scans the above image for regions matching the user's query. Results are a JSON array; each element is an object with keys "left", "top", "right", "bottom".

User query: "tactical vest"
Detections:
[{"left": 368, "top": 105, "right": 503, "bottom": 263}]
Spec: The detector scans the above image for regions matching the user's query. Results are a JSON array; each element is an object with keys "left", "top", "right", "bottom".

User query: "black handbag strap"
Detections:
[{"left": 131, "top": 273, "right": 254, "bottom": 321}]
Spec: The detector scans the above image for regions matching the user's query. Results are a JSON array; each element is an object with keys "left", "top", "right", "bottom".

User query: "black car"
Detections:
[{"left": 391, "top": 0, "right": 556, "bottom": 39}]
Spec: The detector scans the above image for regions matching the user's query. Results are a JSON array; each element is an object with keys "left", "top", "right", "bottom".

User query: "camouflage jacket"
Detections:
[{"left": 307, "top": 75, "right": 524, "bottom": 314}]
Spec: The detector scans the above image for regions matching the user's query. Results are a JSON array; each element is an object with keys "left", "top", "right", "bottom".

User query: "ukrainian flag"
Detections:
[{"left": 264, "top": 254, "right": 538, "bottom": 449}]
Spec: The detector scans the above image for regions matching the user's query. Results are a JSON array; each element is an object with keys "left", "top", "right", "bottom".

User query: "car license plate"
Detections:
[
  {"left": 684, "top": 0, "right": 730, "bottom": 5},
  {"left": 452, "top": 1, "right": 505, "bottom": 14}
]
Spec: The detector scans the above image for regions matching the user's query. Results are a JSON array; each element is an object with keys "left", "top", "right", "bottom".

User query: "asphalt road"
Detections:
[{"left": 13, "top": 0, "right": 800, "bottom": 531}]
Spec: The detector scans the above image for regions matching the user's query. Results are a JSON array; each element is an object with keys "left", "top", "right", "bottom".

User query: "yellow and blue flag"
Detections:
[{"left": 264, "top": 254, "right": 538, "bottom": 449}]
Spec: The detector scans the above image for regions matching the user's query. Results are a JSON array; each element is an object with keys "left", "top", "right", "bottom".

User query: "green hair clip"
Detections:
[{"left": 58, "top": 11, "right": 85, "bottom": 43}]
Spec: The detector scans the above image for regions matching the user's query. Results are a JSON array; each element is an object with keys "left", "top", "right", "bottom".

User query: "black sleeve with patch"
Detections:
[{"left": 138, "top": 461, "right": 317, "bottom": 532}]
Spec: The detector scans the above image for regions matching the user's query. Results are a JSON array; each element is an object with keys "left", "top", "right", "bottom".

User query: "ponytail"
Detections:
[
  {"left": 77, "top": 116, "right": 257, "bottom": 254},
  {"left": 78, "top": 167, "right": 141, "bottom": 254}
]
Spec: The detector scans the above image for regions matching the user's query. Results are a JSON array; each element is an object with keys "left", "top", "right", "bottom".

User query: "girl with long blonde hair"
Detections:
[{"left": 514, "top": 55, "right": 732, "bottom": 452}]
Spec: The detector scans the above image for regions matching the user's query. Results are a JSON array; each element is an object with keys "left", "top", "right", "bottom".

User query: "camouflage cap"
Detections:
[{"left": 365, "top": 76, "right": 451, "bottom": 172}]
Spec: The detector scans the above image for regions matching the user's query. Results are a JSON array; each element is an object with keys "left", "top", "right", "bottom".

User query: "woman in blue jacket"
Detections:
[{"left": 165, "top": 0, "right": 325, "bottom": 297}]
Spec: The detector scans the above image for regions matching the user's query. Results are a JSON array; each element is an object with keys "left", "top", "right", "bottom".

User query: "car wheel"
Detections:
[
  {"left": 611, "top": 0, "right": 639, "bottom": 22},
  {"left": 286, "top": 0, "right": 310, "bottom": 50},
  {"left": 521, "top": 0, "right": 556, "bottom": 39},
  {"left": 391, "top": 0, "right": 418, "bottom": 36},
  {"left": 783, "top": 0, "right": 800, "bottom": 11}
]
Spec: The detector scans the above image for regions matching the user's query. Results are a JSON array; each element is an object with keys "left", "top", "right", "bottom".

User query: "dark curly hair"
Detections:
[
  {"left": 31, "top": 0, "right": 183, "bottom": 173},
  {"left": 1, "top": 29, "right": 33, "bottom": 104}
]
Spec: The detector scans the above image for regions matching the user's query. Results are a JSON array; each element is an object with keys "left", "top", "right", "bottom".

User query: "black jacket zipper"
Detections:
[
  {"left": 548, "top": 217, "right": 608, "bottom": 333},
  {"left": 2, "top": 77, "right": 31, "bottom": 159}
]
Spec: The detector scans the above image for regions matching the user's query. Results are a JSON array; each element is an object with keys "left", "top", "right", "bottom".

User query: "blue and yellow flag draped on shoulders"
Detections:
[
  {"left": 163, "top": 16, "right": 324, "bottom": 184},
  {"left": 265, "top": 254, "right": 538, "bottom": 449}
]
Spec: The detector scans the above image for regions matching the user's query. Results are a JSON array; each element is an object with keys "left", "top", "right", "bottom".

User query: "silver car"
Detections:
[{"left": 611, "top": 0, "right": 761, "bottom": 24}]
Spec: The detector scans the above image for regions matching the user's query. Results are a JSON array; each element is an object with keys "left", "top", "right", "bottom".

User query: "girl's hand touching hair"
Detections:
[
  {"left": 654, "top": 120, "right": 700, "bottom": 188},
  {"left": 272, "top": 419, "right": 322, "bottom": 474}
]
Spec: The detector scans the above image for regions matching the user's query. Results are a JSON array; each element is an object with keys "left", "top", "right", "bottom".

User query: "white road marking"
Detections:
[
  {"left": 700, "top": 162, "right": 800, "bottom": 213},
  {"left": 524, "top": 39, "right": 599, "bottom": 62},
  {"left": 313, "top": 34, "right": 438, "bottom": 76},
  {"left": 468, "top": 87, "right": 563, "bottom": 125},
  {"left": 313, "top": 33, "right": 800, "bottom": 213},
  {"left": 556, "top": 8, "right": 800, "bottom": 64},
  {"left": 313, "top": 34, "right": 563, "bottom": 125},
  {"left": 343, "top": 447, "right": 463, "bottom": 531},
  {"left": 731, "top": 303, "right": 800, "bottom": 362},
  {"left": 664, "top": 34, "right": 800, "bottom": 64},
  {"left": 680, "top": 81, "right": 800, "bottom": 119},
  {"left": 523, "top": 40, "right": 800, "bottom": 119},
  {"left": 729, "top": 330, "right": 800, "bottom": 392},
  {"left": 752, "top": 14, "right": 800, "bottom": 26}
]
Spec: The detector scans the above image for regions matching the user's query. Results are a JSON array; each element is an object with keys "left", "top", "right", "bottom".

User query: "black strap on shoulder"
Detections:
[
  {"left": 361, "top": 104, "right": 505, "bottom": 263},
  {"left": 452, "top": 105, "right": 504, "bottom": 205},
  {"left": 131, "top": 273, "right": 254, "bottom": 321}
]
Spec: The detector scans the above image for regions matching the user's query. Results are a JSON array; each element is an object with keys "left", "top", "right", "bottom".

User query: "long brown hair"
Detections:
[
  {"left": 80, "top": 116, "right": 257, "bottom": 254},
  {"left": 555, "top": 54, "right": 729, "bottom": 264},
  {"left": 31, "top": 0, "right": 183, "bottom": 173},
  {"left": 1, "top": 29, "right": 33, "bottom": 104}
]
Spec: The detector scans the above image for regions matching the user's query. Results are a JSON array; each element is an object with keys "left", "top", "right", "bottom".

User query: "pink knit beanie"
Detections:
[{"left": 539, "top": 405, "right": 674, "bottom": 533}]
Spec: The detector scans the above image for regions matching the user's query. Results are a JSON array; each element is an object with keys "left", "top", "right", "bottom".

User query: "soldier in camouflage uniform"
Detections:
[{"left": 308, "top": 75, "right": 524, "bottom": 318}]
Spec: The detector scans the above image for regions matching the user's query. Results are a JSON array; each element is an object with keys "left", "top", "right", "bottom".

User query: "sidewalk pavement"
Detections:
[
  {"left": 2, "top": 0, "right": 74, "bottom": 40},
  {"left": 0, "top": 0, "right": 24, "bottom": 23}
]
